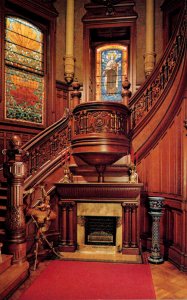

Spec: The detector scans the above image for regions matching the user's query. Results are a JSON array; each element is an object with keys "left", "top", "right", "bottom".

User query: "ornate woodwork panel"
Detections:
[
  {"left": 138, "top": 100, "right": 187, "bottom": 270},
  {"left": 55, "top": 81, "right": 69, "bottom": 120},
  {"left": 137, "top": 107, "right": 183, "bottom": 195}
]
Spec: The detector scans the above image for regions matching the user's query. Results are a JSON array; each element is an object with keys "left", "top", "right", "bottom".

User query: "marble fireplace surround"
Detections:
[
  {"left": 77, "top": 202, "right": 122, "bottom": 252},
  {"left": 56, "top": 182, "right": 143, "bottom": 255}
]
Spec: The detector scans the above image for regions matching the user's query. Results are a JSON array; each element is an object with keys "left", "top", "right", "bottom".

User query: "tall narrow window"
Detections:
[
  {"left": 96, "top": 44, "right": 128, "bottom": 102},
  {"left": 5, "top": 16, "right": 44, "bottom": 124}
]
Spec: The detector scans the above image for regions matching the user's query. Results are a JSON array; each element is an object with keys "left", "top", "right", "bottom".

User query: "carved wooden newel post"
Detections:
[
  {"left": 148, "top": 196, "right": 164, "bottom": 264},
  {"left": 3, "top": 135, "right": 27, "bottom": 264}
]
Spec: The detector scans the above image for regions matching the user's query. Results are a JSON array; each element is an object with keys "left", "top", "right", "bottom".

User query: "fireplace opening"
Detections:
[{"left": 85, "top": 216, "right": 116, "bottom": 246}]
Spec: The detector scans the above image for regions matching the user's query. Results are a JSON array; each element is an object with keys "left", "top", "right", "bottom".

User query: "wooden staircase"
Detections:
[
  {"left": 0, "top": 183, "right": 7, "bottom": 244},
  {"left": 0, "top": 186, "right": 30, "bottom": 300},
  {"left": 0, "top": 253, "right": 29, "bottom": 300}
]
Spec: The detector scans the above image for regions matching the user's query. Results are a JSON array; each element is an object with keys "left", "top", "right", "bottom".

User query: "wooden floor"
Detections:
[
  {"left": 150, "top": 261, "right": 187, "bottom": 299},
  {"left": 9, "top": 259, "right": 187, "bottom": 300}
]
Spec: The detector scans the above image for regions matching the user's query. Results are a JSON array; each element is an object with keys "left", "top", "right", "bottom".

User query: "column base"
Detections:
[
  {"left": 58, "top": 244, "right": 76, "bottom": 252},
  {"left": 148, "top": 255, "right": 164, "bottom": 264},
  {"left": 122, "top": 247, "right": 139, "bottom": 255}
]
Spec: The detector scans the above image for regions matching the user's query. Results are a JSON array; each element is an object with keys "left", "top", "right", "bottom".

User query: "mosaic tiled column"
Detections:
[{"left": 148, "top": 196, "right": 164, "bottom": 264}]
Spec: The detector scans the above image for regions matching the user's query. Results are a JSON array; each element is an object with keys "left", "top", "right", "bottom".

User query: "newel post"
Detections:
[{"left": 3, "top": 135, "right": 28, "bottom": 264}]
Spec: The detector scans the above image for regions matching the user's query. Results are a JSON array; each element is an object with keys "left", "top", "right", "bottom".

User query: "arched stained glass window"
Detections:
[
  {"left": 96, "top": 44, "right": 128, "bottom": 102},
  {"left": 5, "top": 16, "right": 44, "bottom": 124}
]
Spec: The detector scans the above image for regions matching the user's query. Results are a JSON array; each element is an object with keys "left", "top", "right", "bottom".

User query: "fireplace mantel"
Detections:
[
  {"left": 55, "top": 182, "right": 143, "bottom": 202},
  {"left": 55, "top": 182, "right": 143, "bottom": 255}
]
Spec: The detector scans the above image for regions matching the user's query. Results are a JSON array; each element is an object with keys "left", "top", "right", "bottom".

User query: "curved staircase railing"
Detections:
[{"left": 129, "top": 8, "right": 186, "bottom": 133}]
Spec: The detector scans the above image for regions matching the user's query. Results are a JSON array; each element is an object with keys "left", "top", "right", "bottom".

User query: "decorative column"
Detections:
[
  {"left": 122, "top": 202, "right": 139, "bottom": 254},
  {"left": 64, "top": 0, "right": 75, "bottom": 84},
  {"left": 148, "top": 196, "right": 164, "bottom": 264},
  {"left": 58, "top": 201, "right": 76, "bottom": 252},
  {"left": 61, "top": 205, "right": 67, "bottom": 245},
  {"left": 68, "top": 202, "right": 75, "bottom": 246},
  {"left": 3, "top": 135, "right": 28, "bottom": 264},
  {"left": 122, "top": 203, "right": 130, "bottom": 248},
  {"left": 144, "top": 0, "right": 156, "bottom": 78},
  {"left": 131, "top": 204, "right": 138, "bottom": 247}
]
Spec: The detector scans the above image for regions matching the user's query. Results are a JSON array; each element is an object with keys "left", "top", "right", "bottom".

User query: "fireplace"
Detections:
[
  {"left": 85, "top": 216, "right": 116, "bottom": 246},
  {"left": 77, "top": 202, "right": 123, "bottom": 252},
  {"left": 56, "top": 183, "right": 142, "bottom": 255}
]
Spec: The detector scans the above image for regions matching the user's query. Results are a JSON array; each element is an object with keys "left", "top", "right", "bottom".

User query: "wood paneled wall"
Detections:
[{"left": 138, "top": 98, "right": 187, "bottom": 271}]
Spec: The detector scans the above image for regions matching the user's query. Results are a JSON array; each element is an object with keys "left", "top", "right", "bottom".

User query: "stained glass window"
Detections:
[
  {"left": 5, "top": 16, "right": 44, "bottom": 124},
  {"left": 96, "top": 44, "right": 128, "bottom": 102}
]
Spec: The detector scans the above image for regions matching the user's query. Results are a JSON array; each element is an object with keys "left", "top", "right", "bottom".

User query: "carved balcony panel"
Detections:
[{"left": 71, "top": 102, "right": 131, "bottom": 169}]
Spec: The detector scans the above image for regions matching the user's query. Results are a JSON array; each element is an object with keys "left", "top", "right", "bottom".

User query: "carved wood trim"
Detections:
[{"left": 129, "top": 8, "right": 186, "bottom": 132}]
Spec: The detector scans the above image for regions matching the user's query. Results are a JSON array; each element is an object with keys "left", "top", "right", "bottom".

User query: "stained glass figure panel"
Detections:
[{"left": 96, "top": 45, "right": 128, "bottom": 102}]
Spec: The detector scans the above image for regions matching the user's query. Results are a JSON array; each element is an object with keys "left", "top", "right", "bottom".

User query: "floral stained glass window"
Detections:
[
  {"left": 96, "top": 44, "right": 128, "bottom": 102},
  {"left": 5, "top": 17, "right": 44, "bottom": 124}
]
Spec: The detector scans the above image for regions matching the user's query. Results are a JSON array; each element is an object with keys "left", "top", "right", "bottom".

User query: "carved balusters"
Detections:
[
  {"left": 129, "top": 12, "right": 186, "bottom": 128},
  {"left": 59, "top": 201, "right": 76, "bottom": 251},
  {"left": 122, "top": 203, "right": 139, "bottom": 254}
]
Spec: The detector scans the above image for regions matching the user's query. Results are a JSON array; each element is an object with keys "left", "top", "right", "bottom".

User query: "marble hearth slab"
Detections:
[{"left": 59, "top": 251, "right": 142, "bottom": 264}]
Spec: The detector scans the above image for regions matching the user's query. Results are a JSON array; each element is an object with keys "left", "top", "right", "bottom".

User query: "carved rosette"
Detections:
[
  {"left": 74, "top": 110, "right": 128, "bottom": 135},
  {"left": 77, "top": 216, "right": 86, "bottom": 226}
]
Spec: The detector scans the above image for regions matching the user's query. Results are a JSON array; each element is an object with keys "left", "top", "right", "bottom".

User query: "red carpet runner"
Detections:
[{"left": 19, "top": 260, "right": 156, "bottom": 300}]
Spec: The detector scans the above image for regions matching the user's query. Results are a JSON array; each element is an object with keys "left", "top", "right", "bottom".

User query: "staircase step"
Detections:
[
  {"left": 0, "top": 254, "right": 12, "bottom": 275},
  {"left": 0, "top": 217, "right": 5, "bottom": 222},
  {"left": 0, "top": 229, "right": 5, "bottom": 236},
  {"left": 0, "top": 206, "right": 6, "bottom": 210},
  {"left": 0, "top": 261, "right": 29, "bottom": 300},
  {"left": 0, "top": 187, "right": 7, "bottom": 192}
]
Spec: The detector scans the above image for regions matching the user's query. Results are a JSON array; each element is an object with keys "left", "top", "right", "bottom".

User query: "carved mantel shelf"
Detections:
[{"left": 55, "top": 182, "right": 143, "bottom": 203}]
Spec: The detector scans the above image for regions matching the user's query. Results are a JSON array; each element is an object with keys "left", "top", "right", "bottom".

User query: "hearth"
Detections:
[{"left": 85, "top": 216, "right": 116, "bottom": 246}]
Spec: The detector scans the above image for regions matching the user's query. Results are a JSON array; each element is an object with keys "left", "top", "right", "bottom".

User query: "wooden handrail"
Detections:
[
  {"left": 129, "top": 8, "right": 186, "bottom": 130},
  {"left": 20, "top": 110, "right": 71, "bottom": 188}
]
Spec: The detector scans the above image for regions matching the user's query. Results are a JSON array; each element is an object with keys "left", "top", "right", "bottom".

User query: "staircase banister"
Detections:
[
  {"left": 129, "top": 8, "right": 186, "bottom": 127},
  {"left": 18, "top": 110, "right": 72, "bottom": 182},
  {"left": 22, "top": 111, "right": 71, "bottom": 153}
]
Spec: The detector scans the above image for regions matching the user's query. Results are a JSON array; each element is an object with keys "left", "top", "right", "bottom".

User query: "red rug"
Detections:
[{"left": 19, "top": 260, "right": 156, "bottom": 300}]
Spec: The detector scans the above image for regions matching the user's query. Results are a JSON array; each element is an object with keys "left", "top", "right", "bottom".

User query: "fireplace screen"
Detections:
[{"left": 85, "top": 216, "right": 116, "bottom": 246}]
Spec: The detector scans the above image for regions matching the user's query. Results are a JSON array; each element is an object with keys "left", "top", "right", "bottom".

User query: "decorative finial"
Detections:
[{"left": 121, "top": 76, "right": 132, "bottom": 106}]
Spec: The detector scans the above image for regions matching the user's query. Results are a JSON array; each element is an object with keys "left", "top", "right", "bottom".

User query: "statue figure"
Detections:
[{"left": 129, "top": 163, "right": 138, "bottom": 183}]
